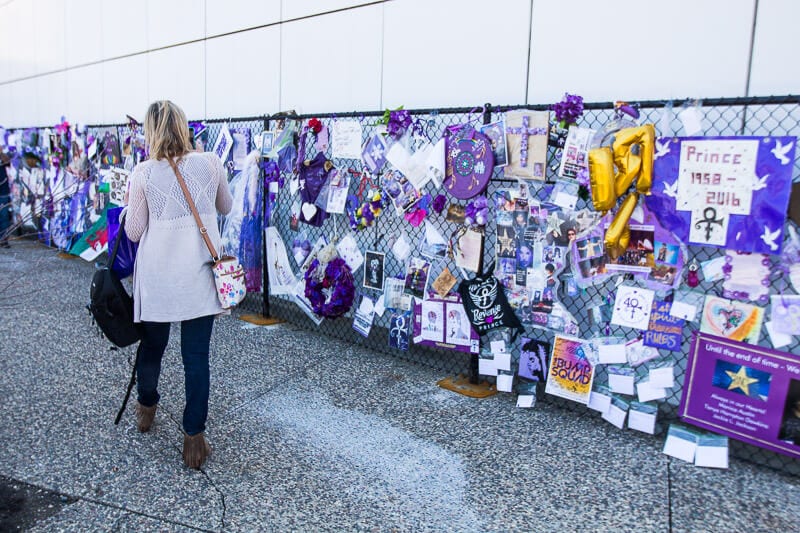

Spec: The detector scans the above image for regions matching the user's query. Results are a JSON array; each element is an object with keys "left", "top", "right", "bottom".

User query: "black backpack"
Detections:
[{"left": 88, "top": 217, "right": 141, "bottom": 348}]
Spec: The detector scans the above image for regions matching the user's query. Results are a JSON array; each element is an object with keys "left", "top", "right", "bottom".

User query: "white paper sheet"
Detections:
[
  {"left": 490, "top": 340, "right": 507, "bottom": 354},
  {"left": 695, "top": 437, "right": 729, "bottom": 469},
  {"left": 392, "top": 233, "right": 411, "bottom": 261},
  {"left": 766, "top": 320, "right": 793, "bottom": 348},
  {"left": 608, "top": 372, "right": 635, "bottom": 395},
  {"left": 479, "top": 357, "right": 499, "bottom": 376},
  {"left": 587, "top": 390, "right": 612, "bottom": 414},
  {"left": 331, "top": 120, "right": 363, "bottom": 159},
  {"left": 637, "top": 380, "right": 667, "bottom": 402},
  {"left": 628, "top": 409, "right": 657, "bottom": 434},
  {"left": 496, "top": 374, "right": 514, "bottom": 392},
  {"left": 336, "top": 234, "right": 364, "bottom": 272},
  {"left": 648, "top": 366, "right": 675, "bottom": 389},
  {"left": 602, "top": 402, "right": 627, "bottom": 429},
  {"left": 493, "top": 352, "right": 511, "bottom": 372},
  {"left": 669, "top": 300, "right": 698, "bottom": 322},
  {"left": 516, "top": 395, "right": 535, "bottom": 408},
  {"left": 663, "top": 426, "right": 698, "bottom": 462},
  {"left": 598, "top": 343, "right": 628, "bottom": 364}
]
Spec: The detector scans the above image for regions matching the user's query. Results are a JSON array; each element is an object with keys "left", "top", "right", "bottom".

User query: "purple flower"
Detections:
[
  {"left": 465, "top": 195, "right": 489, "bottom": 226},
  {"left": 432, "top": 194, "right": 447, "bottom": 214},
  {"left": 552, "top": 93, "right": 584, "bottom": 125}
]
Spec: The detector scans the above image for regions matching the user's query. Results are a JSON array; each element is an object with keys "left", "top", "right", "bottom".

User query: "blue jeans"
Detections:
[
  {"left": 136, "top": 315, "right": 215, "bottom": 436},
  {"left": 0, "top": 194, "right": 11, "bottom": 244}
]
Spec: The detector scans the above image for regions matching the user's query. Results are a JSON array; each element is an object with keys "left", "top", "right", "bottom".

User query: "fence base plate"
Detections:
[
  {"left": 238, "top": 314, "right": 285, "bottom": 326},
  {"left": 437, "top": 375, "right": 498, "bottom": 398}
]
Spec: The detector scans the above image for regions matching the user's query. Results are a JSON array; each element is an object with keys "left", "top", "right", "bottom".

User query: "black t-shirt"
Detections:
[{"left": 0, "top": 163, "right": 9, "bottom": 196}]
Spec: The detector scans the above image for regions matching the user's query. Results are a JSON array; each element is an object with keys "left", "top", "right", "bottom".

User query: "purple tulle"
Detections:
[{"left": 304, "top": 258, "right": 356, "bottom": 318}]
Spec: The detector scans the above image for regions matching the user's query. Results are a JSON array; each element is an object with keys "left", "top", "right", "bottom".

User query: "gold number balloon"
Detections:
[{"left": 587, "top": 124, "right": 656, "bottom": 259}]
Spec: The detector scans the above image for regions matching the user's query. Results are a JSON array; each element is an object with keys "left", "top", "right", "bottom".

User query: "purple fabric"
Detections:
[
  {"left": 107, "top": 206, "right": 138, "bottom": 279},
  {"left": 298, "top": 152, "right": 331, "bottom": 227}
]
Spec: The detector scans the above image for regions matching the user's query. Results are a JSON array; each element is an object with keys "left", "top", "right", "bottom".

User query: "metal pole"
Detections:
[{"left": 261, "top": 115, "right": 271, "bottom": 318}]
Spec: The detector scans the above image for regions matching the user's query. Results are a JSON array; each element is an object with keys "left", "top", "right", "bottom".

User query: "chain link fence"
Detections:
[{"left": 10, "top": 95, "right": 800, "bottom": 475}]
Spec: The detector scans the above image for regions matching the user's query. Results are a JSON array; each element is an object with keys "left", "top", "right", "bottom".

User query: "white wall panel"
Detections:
[
  {"left": 281, "top": 0, "right": 373, "bottom": 21},
  {"left": 0, "top": 4, "right": 12, "bottom": 83},
  {"left": 64, "top": 0, "right": 104, "bottom": 68},
  {"left": 383, "top": 0, "right": 530, "bottom": 109},
  {"left": 748, "top": 0, "right": 799, "bottom": 96},
  {"left": 147, "top": 0, "right": 205, "bottom": 50},
  {"left": 33, "top": 0, "right": 66, "bottom": 74},
  {"left": 148, "top": 42, "right": 205, "bottom": 119},
  {"left": 206, "top": 27, "right": 280, "bottom": 118},
  {"left": 36, "top": 72, "right": 67, "bottom": 126},
  {"left": 10, "top": 79, "right": 40, "bottom": 127},
  {"left": 206, "top": 0, "right": 280, "bottom": 37},
  {"left": 102, "top": 1, "right": 149, "bottom": 59},
  {"left": 0, "top": 84, "right": 10, "bottom": 125},
  {"left": 528, "top": 0, "right": 755, "bottom": 104},
  {"left": 65, "top": 64, "right": 104, "bottom": 124},
  {"left": 103, "top": 55, "right": 149, "bottom": 123},
  {"left": 280, "top": 5, "right": 382, "bottom": 113},
  {"left": 6, "top": 0, "right": 37, "bottom": 79}
]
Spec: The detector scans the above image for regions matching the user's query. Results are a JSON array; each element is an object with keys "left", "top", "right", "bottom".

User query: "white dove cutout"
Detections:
[
  {"left": 760, "top": 225, "right": 781, "bottom": 252},
  {"left": 752, "top": 173, "right": 769, "bottom": 191},
  {"left": 655, "top": 139, "right": 671, "bottom": 159},
  {"left": 771, "top": 139, "right": 793, "bottom": 165},
  {"left": 663, "top": 179, "right": 679, "bottom": 198}
]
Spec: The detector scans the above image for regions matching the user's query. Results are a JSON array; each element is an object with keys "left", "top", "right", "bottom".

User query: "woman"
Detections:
[{"left": 123, "top": 101, "right": 233, "bottom": 469}]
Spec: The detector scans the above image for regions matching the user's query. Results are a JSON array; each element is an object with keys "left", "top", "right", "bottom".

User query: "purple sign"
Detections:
[
  {"left": 443, "top": 126, "right": 494, "bottom": 200},
  {"left": 646, "top": 136, "right": 795, "bottom": 254},
  {"left": 679, "top": 332, "right": 800, "bottom": 459},
  {"left": 643, "top": 300, "right": 684, "bottom": 352}
]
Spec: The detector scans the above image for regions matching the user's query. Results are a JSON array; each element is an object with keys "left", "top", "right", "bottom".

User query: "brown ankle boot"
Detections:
[
  {"left": 135, "top": 402, "right": 157, "bottom": 433},
  {"left": 182, "top": 432, "right": 212, "bottom": 469}
]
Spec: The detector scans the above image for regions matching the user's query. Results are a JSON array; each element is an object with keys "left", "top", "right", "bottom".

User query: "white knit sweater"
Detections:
[{"left": 124, "top": 152, "right": 233, "bottom": 323}]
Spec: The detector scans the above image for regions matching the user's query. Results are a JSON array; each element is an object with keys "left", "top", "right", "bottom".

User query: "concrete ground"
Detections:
[{"left": 0, "top": 241, "right": 798, "bottom": 532}]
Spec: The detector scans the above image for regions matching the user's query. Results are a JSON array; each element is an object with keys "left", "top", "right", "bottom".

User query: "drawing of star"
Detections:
[
  {"left": 725, "top": 366, "right": 759, "bottom": 396},
  {"left": 546, "top": 213, "right": 561, "bottom": 236}
]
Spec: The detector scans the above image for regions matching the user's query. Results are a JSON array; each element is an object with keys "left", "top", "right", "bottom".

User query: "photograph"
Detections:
[
  {"left": 403, "top": 256, "right": 431, "bottom": 299},
  {"left": 655, "top": 240, "right": 680, "bottom": 266},
  {"left": 480, "top": 120, "right": 508, "bottom": 167},
  {"left": 363, "top": 251, "right": 385, "bottom": 290},
  {"left": 260, "top": 131, "right": 276, "bottom": 157},
  {"left": 711, "top": 360, "right": 772, "bottom": 402},
  {"left": 779, "top": 379, "right": 800, "bottom": 446}
]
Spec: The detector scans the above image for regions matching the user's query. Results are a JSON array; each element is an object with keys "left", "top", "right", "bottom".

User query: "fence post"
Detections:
[{"left": 262, "top": 115, "right": 271, "bottom": 318}]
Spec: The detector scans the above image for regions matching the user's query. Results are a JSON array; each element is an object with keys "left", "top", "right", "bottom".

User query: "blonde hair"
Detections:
[{"left": 143, "top": 100, "right": 193, "bottom": 161}]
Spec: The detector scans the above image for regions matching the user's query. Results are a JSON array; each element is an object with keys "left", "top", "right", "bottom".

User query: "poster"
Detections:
[
  {"left": 646, "top": 136, "right": 795, "bottom": 254},
  {"left": 412, "top": 295, "right": 479, "bottom": 354},
  {"left": 545, "top": 336, "right": 594, "bottom": 404},
  {"left": 679, "top": 332, "right": 800, "bottom": 459},
  {"left": 265, "top": 226, "right": 297, "bottom": 295},
  {"left": 558, "top": 126, "right": 595, "bottom": 179},
  {"left": 518, "top": 337, "right": 551, "bottom": 382},
  {"left": 643, "top": 300, "right": 685, "bottom": 352}
]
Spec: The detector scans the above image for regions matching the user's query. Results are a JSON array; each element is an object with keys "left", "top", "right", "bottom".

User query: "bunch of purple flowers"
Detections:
[{"left": 552, "top": 93, "right": 584, "bottom": 127}]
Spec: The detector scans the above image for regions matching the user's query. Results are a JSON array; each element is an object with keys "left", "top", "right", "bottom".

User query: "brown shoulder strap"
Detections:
[{"left": 168, "top": 157, "right": 220, "bottom": 261}]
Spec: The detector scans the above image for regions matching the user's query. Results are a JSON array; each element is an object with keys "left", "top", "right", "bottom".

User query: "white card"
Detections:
[
  {"left": 637, "top": 380, "right": 667, "bottom": 402},
  {"left": 611, "top": 286, "right": 655, "bottom": 330},
  {"left": 700, "top": 256, "right": 726, "bottom": 282},
  {"left": 608, "top": 372, "right": 635, "bottom": 395},
  {"left": 669, "top": 300, "right": 698, "bottom": 322},
  {"left": 516, "top": 395, "right": 535, "bottom": 408},
  {"left": 598, "top": 343, "right": 628, "bottom": 364},
  {"left": 493, "top": 352, "right": 511, "bottom": 372},
  {"left": 392, "top": 234, "right": 411, "bottom": 261},
  {"left": 479, "top": 357, "right": 499, "bottom": 376},
  {"left": 663, "top": 425, "right": 698, "bottom": 462},
  {"left": 695, "top": 437, "right": 729, "bottom": 469},
  {"left": 678, "top": 107, "right": 703, "bottom": 135},
  {"left": 628, "top": 409, "right": 657, "bottom": 435},
  {"left": 601, "top": 402, "right": 627, "bottom": 429},
  {"left": 490, "top": 340, "right": 507, "bottom": 354},
  {"left": 496, "top": 373, "right": 514, "bottom": 392},
  {"left": 648, "top": 366, "right": 675, "bottom": 388},
  {"left": 766, "top": 320, "right": 792, "bottom": 348},
  {"left": 373, "top": 294, "right": 385, "bottom": 317},
  {"left": 331, "top": 120, "right": 363, "bottom": 160},
  {"left": 587, "top": 390, "right": 612, "bottom": 414},
  {"left": 336, "top": 234, "right": 364, "bottom": 272}
]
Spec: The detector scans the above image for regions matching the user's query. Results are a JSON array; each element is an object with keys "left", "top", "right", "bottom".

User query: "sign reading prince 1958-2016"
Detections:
[
  {"left": 647, "top": 136, "right": 795, "bottom": 254},
  {"left": 679, "top": 332, "right": 800, "bottom": 459}
]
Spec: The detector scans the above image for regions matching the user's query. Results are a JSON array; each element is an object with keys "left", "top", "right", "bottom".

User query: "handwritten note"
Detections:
[{"left": 331, "top": 120, "right": 363, "bottom": 160}]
